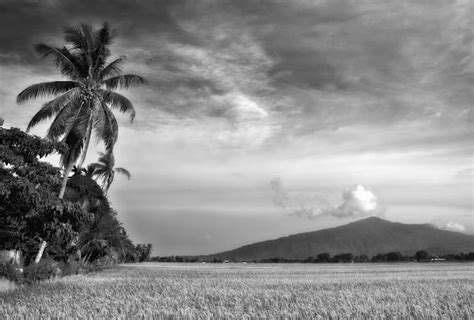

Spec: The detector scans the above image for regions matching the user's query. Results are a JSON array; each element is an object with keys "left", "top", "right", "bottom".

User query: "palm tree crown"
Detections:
[
  {"left": 17, "top": 23, "right": 145, "bottom": 198},
  {"left": 87, "top": 151, "right": 131, "bottom": 194}
]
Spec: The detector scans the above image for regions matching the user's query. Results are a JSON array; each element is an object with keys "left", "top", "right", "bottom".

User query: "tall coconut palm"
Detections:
[
  {"left": 88, "top": 151, "right": 131, "bottom": 195},
  {"left": 17, "top": 23, "right": 145, "bottom": 198}
]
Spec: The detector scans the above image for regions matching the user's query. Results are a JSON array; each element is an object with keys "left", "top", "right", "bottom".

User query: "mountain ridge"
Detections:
[{"left": 202, "top": 217, "right": 474, "bottom": 261}]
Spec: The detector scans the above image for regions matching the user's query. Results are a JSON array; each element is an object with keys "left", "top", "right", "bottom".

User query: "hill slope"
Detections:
[{"left": 205, "top": 217, "right": 474, "bottom": 261}]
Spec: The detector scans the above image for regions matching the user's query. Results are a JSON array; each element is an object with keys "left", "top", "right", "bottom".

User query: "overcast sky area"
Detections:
[{"left": 0, "top": 0, "right": 472, "bottom": 255}]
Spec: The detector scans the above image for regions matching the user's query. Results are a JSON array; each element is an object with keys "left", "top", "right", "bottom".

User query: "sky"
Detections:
[{"left": 0, "top": 0, "right": 472, "bottom": 255}]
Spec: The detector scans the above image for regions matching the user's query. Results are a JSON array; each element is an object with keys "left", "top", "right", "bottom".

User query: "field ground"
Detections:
[{"left": 1, "top": 262, "right": 473, "bottom": 319}]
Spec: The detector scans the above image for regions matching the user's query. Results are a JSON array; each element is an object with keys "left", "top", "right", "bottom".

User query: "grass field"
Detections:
[{"left": 1, "top": 262, "right": 473, "bottom": 319}]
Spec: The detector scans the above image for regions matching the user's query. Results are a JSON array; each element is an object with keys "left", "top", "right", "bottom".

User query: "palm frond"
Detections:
[
  {"left": 47, "top": 101, "right": 81, "bottom": 140},
  {"left": 81, "top": 24, "right": 94, "bottom": 52},
  {"left": 17, "top": 81, "right": 80, "bottom": 104},
  {"left": 59, "top": 104, "right": 92, "bottom": 167},
  {"left": 94, "top": 22, "right": 117, "bottom": 48},
  {"left": 85, "top": 163, "right": 101, "bottom": 177},
  {"left": 26, "top": 88, "right": 80, "bottom": 131},
  {"left": 68, "top": 102, "right": 92, "bottom": 141},
  {"left": 34, "top": 44, "right": 83, "bottom": 79},
  {"left": 99, "top": 57, "right": 125, "bottom": 79},
  {"left": 71, "top": 165, "right": 84, "bottom": 175},
  {"left": 60, "top": 128, "right": 84, "bottom": 169},
  {"left": 49, "top": 98, "right": 90, "bottom": 141},
  {"left": 87, "top": 23, "right": 116, "bottom": 76},
  {"left": 63, "top": 25, "right": 88, "bottom": 50},
  {"left": 104, "top": 171, "right": 114, "bottom": 193},
  {"left": 93, "top": 102, "right": 118, "bottom": 151},
  {"left": 101, "top": 90, "right": 135, "bottom": 122},
  {"left": 102, "top": 74, "right": 147, "bottom": 90},
  {"left": 98, "top": 151, "right": 114, "bottom": 167},
  {"left": 115, "top": 167, "right": 131, "bottom": 180},
  {"left": 93, "top": 168, "right": 108, "bottom": 180}
]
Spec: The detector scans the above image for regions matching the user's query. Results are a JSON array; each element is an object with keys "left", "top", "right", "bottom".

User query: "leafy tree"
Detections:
[
  {"left": 385, "top": 252, "right": 403, "bottom": 262},
  {"left": 0, "top": 127, "right": 89, "bottom": 264},
  {"left": 415, "top": 250, "right": 430, "bottom": 261},
  {"left": 1, "top": 127, "right": 136, "bottom": 266},
  {"left": 354, "top": 254, "right": 369, "bottom": 263},
  {"left": 371, "top": 253, "right": 386, "bottom": 262},
  {"left": 17, "top": 23, "right": 146, "bottom": 198},
  {"left": 135, "top": 244, "right": 153, "bottom": 262},
  {"left": 317, "top": 253, "right": 331, "bottom": 263},
  {"left": 333, "top": 253, "right": 353, "bottom": 263},
  {"left": 87, "top": 151, "right": 130, "bottom": 194}
]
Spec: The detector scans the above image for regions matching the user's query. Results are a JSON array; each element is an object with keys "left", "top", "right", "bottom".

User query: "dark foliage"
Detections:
[
  {"left": 134, "top": 244, "right": 152, "bottom": 262},
  {"left": 0, "top": 127, "right": 137, "bottom": 276},
  {"left": 0, "top": 262, "right": 24, "bottom": 283},
  {"left": 332, "top": 253, "right": 353, "bottom": 263},
  {"left": 64, "top": 169, "right": 136, "bottom": 264},
  {"left": 23, "top": 258, "right": 61, "bottom": 283},
  {"left": 317, "top": 253, "right": 331, "bottom": 262},
  {"left": 0, "top": 127, "right": 89, "bottom": 263},
  {"left": 415, "top": 250, "right": 430, "bottom": 261}
]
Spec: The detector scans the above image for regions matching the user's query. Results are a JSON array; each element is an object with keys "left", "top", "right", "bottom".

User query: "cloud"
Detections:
[
  {"left": 436, "top": 221, "right": 466, "bottom": 233},
  {"left": 269, "top": 178, "right": 289, "bottom": 208},
  {"left": 269, "top": 177, "right": 334, "bottom": 219},
  {"left": 331, "top": 185, "right": 382, "bottom": 218},
  {"left": 2, "top": 0, "right": 472, "bottom": 150},
  {"left": 444, "top": 221, "right": 466, "bottom": 233},
  {"left": 270, "top": 179, "right": 382, "bottom": 220}
]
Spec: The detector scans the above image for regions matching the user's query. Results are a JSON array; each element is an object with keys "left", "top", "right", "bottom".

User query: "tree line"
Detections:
[{"left": 150, "top": 250, "right": 474, "bottom": 263}]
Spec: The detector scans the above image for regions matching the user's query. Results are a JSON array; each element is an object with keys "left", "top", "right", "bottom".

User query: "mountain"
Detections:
[{"left": 204, "top": 217, "right": 474, "bottom": 261}]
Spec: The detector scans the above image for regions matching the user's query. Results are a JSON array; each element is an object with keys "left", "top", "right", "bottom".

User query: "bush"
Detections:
[
  {"left": 57, "top": 261, "right": 84, "bottom": 276},
  {"left": 1, "top": 259, "right": 107, "bottom": 286},
  {"left": 0, "top": 261, "right": 24, "bottom": 283},
  {"left": 23, "top": 259, "right": 60, "bottom": 283}
]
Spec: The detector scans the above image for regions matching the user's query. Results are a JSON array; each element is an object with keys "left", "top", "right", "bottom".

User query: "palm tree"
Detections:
[
  {"left": 72, "top": 164, "right": 95, "bottom": 177},
  {"left": 88, "top": 151, "right": 131, "bottom": 195},
  {"left": 17, "top": 23, "right": 145, "bottom": 198}
]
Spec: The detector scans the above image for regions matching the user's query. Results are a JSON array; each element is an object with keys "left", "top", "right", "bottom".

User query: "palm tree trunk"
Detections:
[
  {"left": 76, "top": 114, "right": 93, "bottom": 169},
  {"left": 34, "top": 240, "right": 47, "bottom": 264},
  {"left": 59, "top": 160, "right": 74, "bottom": 199}
]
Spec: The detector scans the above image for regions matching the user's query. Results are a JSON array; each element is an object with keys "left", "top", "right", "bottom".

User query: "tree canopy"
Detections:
[
  {"left": 0, "top": 127, "right": 147, "bottom": 265},
  {"left": 0, "top": 127, "right": 88, "bottom": 263}
]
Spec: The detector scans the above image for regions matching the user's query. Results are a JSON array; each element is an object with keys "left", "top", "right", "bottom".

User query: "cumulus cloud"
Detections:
[
  {"left": 332, "top": 185, "right": 381, "bottom": 218},
  {"left": 270, "top": 179, "right": 382, "bottom": 220}
]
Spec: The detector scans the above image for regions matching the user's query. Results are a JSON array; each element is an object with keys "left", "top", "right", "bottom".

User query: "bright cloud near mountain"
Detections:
[
  {"left": 444, "top": 221, "right": 466, "bottom": 233},
  {"left": 333, "top": 185, "right": 381, "bottom": 218}
]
